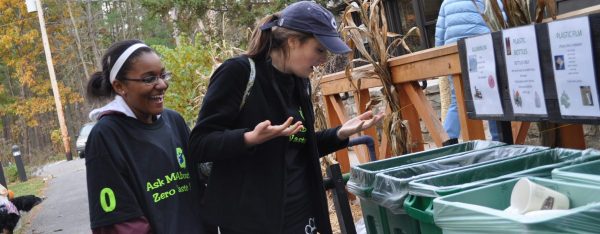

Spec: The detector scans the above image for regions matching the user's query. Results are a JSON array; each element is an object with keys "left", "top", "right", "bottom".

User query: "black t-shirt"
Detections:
[
  {"left": 272, "top": 66, "right": 315, "bottom": 232},
  {"left": 85, "top": 109, "right": 203, "bottom": 233}
]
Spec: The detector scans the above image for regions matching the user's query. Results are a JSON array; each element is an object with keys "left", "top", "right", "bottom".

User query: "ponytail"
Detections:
[
  {"left": 86, "top": 71, "right": 112, "bottom": 101},
  {"left": 246, "top": 14, "right": 279, "bottom": 61}
]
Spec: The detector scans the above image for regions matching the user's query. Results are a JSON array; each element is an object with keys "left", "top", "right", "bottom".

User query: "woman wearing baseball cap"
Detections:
[{"left": 190, "top": 1, "right": 383, "bottom": 233}]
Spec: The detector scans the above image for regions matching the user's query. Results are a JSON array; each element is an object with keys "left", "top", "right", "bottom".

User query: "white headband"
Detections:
[{"left": 109, "top": 43, "right": 149, "bottom": 84}]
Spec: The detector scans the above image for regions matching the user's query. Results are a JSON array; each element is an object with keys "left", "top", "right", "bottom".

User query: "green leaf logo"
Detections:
[{"left": 176, "top": 147, "right": 186, "bottom": 169}]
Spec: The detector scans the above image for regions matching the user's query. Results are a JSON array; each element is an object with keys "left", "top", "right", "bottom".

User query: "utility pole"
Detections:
[{"left": 27, "top": 0, "right": 73, "bottom": 161}]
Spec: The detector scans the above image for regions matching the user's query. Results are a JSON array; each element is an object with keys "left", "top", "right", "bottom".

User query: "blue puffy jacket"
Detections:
[{"left": 435, "top": 0, "right": 504, "bottom": 46}]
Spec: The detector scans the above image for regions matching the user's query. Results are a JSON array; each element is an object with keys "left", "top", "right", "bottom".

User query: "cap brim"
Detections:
[{"left": 315, "top": 35, "right": 352, "bottom": 54}]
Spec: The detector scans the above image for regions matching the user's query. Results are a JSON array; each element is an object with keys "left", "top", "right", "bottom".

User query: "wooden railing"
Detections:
[
  {"left": 322, "top": 43, "right": 587, "bottom": 173},
  {"left": 322, "top": 44, "right": 462, "bottom": 172}
]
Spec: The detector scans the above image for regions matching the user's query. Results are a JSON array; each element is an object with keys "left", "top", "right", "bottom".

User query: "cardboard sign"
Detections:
[
  {"left": 548, "top": 16, "right": 600, "bottom": 117},
  {"left": 503, "top": 25, "right": 548, "bottom": 116},
  {"left": 465, "top": 34, "right": 503, "bottom": 115}
]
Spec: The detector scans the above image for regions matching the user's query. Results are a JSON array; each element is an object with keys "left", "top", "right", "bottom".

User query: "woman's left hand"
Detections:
[{"left": 337, "top": 111, "right": 385, "bottom": 140}]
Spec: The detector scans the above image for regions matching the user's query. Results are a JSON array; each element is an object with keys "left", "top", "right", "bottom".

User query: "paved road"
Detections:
[{"left": 22, "top": 158, "right": 91, "bottom": 234}]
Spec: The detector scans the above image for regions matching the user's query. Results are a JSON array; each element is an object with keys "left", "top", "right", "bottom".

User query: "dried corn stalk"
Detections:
[
  {"left": 340, "top": 0, "right": 420, "bottom": 155},
  {"left": 477, "top": 0, "right": 557, "bottom": 30},
  {"left": 534, "top": 0, "right": 557, "bottom": 23},
  {"left": 472, "top": 0, "right": 507, "bottom": 31}
]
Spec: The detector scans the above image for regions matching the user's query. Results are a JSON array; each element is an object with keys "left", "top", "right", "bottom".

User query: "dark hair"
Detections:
[
  {"left": 86, "top": 39, "right": 155, "bottom": 102},
  {"left": 246, "top": 13, "right": 312, "bottom": 61}
]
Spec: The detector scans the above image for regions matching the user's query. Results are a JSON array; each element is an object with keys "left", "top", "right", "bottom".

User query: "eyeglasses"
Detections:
[{"left": 122, "top": 72, "right": 172, "bottom": 85}]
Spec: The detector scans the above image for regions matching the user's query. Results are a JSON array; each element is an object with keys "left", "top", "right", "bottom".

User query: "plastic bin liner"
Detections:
[
  {"left": 434, "top": 177, "right": 600, "bottom": 234},
  {"left": 370, "top": 145, "right": 548, "bottom": 213},
  {"left": 553, "top": 159, "right": 600, "bottom": 187},
  {"left": 347, "top": 140, "right": 505, "bottom": 198},
  {"left": 409, "top": 148, "right": 600, "bottom": 198}
]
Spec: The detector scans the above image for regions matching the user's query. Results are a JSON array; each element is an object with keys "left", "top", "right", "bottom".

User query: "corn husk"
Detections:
[
  {"left": 478, "top": 0, "right": 557, "bottom": 28},
  {"left": 340, "top": 0, "right": 418, "bottom": 155}
]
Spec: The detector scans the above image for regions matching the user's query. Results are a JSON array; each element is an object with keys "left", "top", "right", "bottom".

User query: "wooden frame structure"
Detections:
[{"left": 321, "top": 42, "right": 587, "bottom": 173}]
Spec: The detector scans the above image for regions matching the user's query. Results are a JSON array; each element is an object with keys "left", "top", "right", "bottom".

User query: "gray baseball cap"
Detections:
[{"left": 260, "top": 1, "right": 351, "bottom": 54}]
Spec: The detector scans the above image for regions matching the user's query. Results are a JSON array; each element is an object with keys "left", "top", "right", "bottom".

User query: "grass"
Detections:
[{"left": 8, "top": 176, "right": 46, "bottom": 197}]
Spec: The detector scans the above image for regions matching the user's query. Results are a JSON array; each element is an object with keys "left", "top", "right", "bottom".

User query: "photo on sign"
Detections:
[
  {"left": 474, "top": 86, "right": 483, "bottom": 99},
  {"left": 488, "top": 75, "right": 495, "bottom": 88},
  {"left": 554, "top": 55, "right": 565, "bottom": 70},
  {"left": 505, "top": 37, "right": 512, "bottom": 55},
  {"left": 468, "top": 55, "right": 478, "bottom": 72},
  {"left": 580, "top": 86, "right": 594, "bottom": 106},
  {"left": 560, "top": 90, "right": 571, "bottom": 109},
  {"left": 513, "top": 89, "right": 522, "bottom": 107}
]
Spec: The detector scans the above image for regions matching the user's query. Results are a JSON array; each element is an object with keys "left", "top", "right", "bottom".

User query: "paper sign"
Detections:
[
  {"left": 26, "top": 0, "right": 37, "bottom": 13},
  {"left": 503, "top": 25, "right": 548, "bottom": 115},
  {"left": 465, "top": 34, "right": 503, "bottom": 115},
  {"left": 548, "top": 16, "right": 600, "bottom": 117}
]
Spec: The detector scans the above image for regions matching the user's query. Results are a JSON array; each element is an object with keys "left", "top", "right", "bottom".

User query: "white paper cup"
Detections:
[{"left": 507, "top": 178, "right": 570, "bottom": 214}]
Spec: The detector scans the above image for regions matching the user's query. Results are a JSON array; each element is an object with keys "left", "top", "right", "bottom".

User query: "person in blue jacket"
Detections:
[{"left": 435, "top": 0, "right": 505, "bottom": 144}]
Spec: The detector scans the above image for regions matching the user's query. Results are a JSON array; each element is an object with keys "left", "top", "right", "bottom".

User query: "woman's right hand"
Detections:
[{"left": 244, "top": 117, "right": 303, "bottom": 146}]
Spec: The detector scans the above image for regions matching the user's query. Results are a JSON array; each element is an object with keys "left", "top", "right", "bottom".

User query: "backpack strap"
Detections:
[
  {"left": 199, "top": 57, "right": 256, "bottom": 181},
  {"left": 239, "top": 57, "right": 256, "bottom": 110}
]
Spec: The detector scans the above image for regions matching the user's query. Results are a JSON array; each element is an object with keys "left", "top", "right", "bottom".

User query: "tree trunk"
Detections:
[
  {"left": 86, "top": 0, "right": 102, "bottom": 69},
  {"left": 66, "top": 0, "right": 90, "bottom": 88},
  {"left": 32, "top": 126, "right": 41, "bottom": 163},
  {"left": 2, "top": 116, "right": 11, "bottom": 142}
]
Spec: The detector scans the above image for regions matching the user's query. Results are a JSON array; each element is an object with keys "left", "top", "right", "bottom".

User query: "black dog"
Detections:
[
  {"left": 11, "top": 195, "right": 42, "bottom": 212},
  {"left": 0, "top": 195, "right": 43, "bottom": 234}
]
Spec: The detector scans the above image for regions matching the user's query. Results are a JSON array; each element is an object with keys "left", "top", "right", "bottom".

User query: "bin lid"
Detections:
[
  {"left": 552, "top": 152, "right": 600, "bottom": 187},
  {"left": 409, "top": 148, "right": 600, "bottom": 197},
  {"left": 370, "top": 145, "right": 548, "bottom": 213},
  {"left": 434, "top": 177, "right": 600, "bottom": 233},
  {"left": 347, "top": 140, "right": 505, "bottom": 198}
]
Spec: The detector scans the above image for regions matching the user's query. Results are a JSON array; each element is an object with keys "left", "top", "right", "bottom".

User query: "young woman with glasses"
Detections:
[{"left": 84, "top": 39, "right": 211, "bottom": 233}]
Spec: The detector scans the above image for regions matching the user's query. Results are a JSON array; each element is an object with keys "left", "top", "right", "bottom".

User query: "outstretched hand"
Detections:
[
  {"left": 244, "top": 117, "right": 303, "bottom": 146},
  {"left": 337, "top": 111, "right": 385, "bottom": 140}
]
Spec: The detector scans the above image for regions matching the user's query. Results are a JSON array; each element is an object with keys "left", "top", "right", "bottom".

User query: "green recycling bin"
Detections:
[
  {"left": 370, "top": 145, "right": 548, "bottom": 234},
  {"left": 348, "top": 141, "right": 504, "bottom": 234},
  {"left": 434, "top": 177, "right": 600, "bottom": 234},
  {"left": 553, "top": 158, "right": 600, "bottom": 186},
  {"left": 358, "top": 198, "right": 394, "bottom": 234},
  {"left": 348, "top": 140, "right": 505, "bottom": 198},
  {"left": 405, "top": 148, "right": 600, "bottom": 234}
]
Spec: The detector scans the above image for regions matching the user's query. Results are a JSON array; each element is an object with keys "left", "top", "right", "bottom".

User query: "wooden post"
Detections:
[
  {"left": 353, "top": 89, "right": 379, "bottom": 163},
  {"left": 559, "top": 124, "right": 586, "bottom": 149},
  {"left": 453, "top": 74, "right": 485, "bottom": 141},
  {"left": 324, "top": 95, "right": 350, "bottom": 173},
  {"left": 35, "top": 0, "right": 72, "bottom": 161},
  {"left": 512, "top": 121, "right": 531, "bottom": 144},
  {"left": 397, "top": 84, "right": 425, "bottom": 152},
  {"left": 401, "top": 82, "right": 449, "bottom": 146}
]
